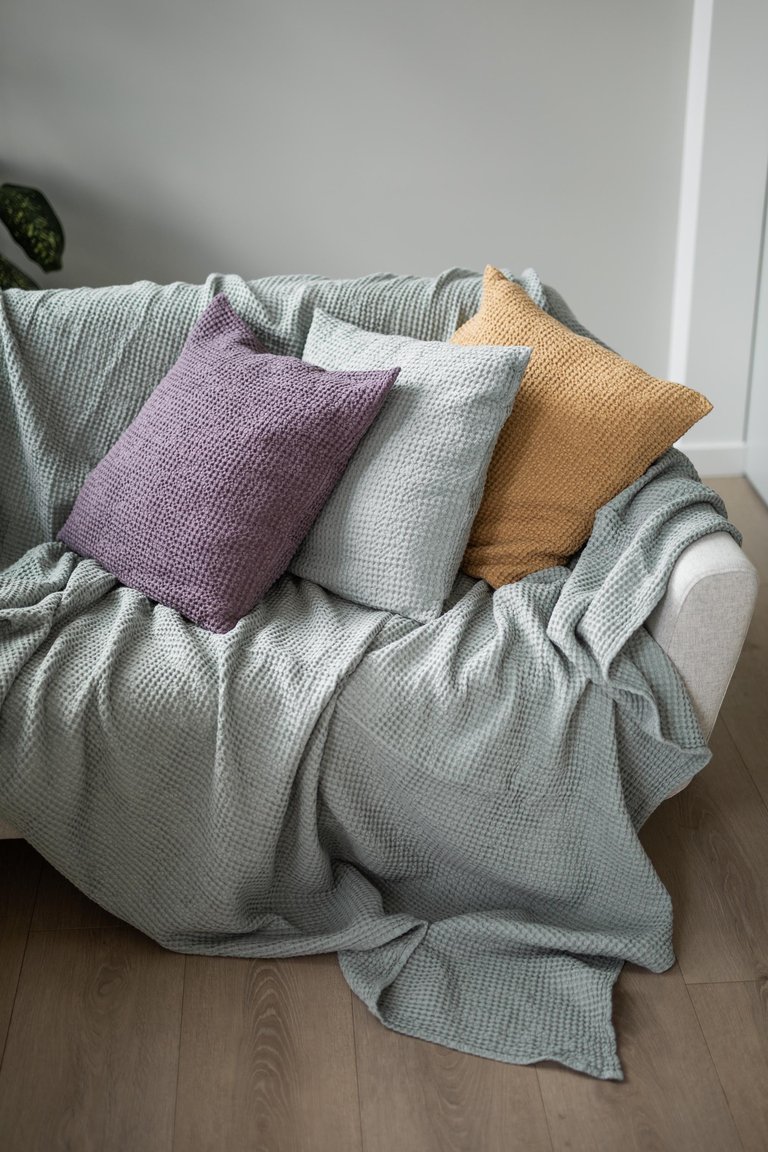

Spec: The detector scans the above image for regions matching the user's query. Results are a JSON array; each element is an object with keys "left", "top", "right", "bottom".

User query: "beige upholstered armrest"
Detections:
[{"left": 645, "top": 532, "right": 758, "bottom": 740}]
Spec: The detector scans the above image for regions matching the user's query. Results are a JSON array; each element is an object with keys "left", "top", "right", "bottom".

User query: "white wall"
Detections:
[
  {"left": 2, "top": 0, "right": 692, "bottom": 379},
  {"left": 745, "top": 184, "right": 768, "bottom": 504},
  {"left": 677, "top": 0, "right": 768, "bottom": 475}
]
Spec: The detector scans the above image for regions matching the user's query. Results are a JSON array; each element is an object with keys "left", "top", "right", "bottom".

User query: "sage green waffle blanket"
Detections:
[{"left": 0, "top": 270, "right": 734, "bottom": 1079}]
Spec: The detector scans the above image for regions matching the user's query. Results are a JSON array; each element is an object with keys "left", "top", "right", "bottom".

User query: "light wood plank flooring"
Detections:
[{"left": 0, "top": 476, "right": 766, "bottom": 1152}]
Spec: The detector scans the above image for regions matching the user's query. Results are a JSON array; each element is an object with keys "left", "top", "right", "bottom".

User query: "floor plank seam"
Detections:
[
  {"left": 533, "top": 1067, "right": 557, "bottom": 1152},
  {"left": 349, "top": 983, "right": 367, "bottom": 1152},
  {"left": 682, "top": 976, "right": 764, "bottom": 986},
  {"left": 0, "top": 852, "right": 42, "bottom": 1079},
  {"left": 27, "top": 923, "right": 133, "bottom": 935},
  {"left": 170, "top": 954, "right": 187, "bottom": 1152},
  {"left": 718, "top": 708, "right": 766, "bottom": 791},
  {"left": 719, "top": 711, "right": 768, "bottom": 820},
  {"left": 742, "top": 478, "right": 768, "bottom": 515},
  {"left": 684, "top": 979, "right": 750, "bottom": 1152}
]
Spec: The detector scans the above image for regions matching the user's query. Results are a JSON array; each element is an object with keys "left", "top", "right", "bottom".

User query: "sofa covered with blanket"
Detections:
[{"left": 0, "top": 265, "right": 758, "bottom": 1080}]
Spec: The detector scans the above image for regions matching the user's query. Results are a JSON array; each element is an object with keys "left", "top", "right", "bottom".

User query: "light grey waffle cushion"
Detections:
[{"left": 291, "top": 309, "right": 531, "bottom": 621}]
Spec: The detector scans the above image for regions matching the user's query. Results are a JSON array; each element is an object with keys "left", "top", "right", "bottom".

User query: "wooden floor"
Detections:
[{"left": 0, "top": 476, "right": 766, "bottom": 1152}]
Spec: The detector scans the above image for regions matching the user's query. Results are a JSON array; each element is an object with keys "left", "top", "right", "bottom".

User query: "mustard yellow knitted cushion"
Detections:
[{"left": 451, "top": 266, "right": 713, "bottom": 587}]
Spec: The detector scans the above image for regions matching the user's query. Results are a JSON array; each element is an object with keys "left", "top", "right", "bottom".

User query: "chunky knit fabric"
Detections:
[
  {"left": 58, "top": 295, "right": 397, "bottom": 632},
  {"left": 452, "top": 267, "right": 713, "bottom": 587}
]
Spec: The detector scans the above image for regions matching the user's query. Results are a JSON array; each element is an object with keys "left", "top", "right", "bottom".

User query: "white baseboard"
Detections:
[{"left": 676, "top": 440, "right": 746, "bottom": 476}]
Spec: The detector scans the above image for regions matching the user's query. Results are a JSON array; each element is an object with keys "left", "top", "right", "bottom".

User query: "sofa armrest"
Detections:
[{"left": 645, "top": 532, "right": 758, "bottom": 740}]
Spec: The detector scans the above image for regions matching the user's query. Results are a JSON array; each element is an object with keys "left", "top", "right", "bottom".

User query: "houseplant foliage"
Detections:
[{"left": 0, "top": 183, "right": 65, "bottom": 289}]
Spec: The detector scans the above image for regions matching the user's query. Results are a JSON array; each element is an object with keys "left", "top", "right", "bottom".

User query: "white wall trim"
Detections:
[
  {"left": 677, "top": 440, "right": 746, "bottom": 476},
  {"left": 667, "top": 0, "right": 714, "bottom": 384}
]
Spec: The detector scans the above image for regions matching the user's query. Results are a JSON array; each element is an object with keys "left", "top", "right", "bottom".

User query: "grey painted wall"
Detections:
[{"left": 3, "top": 0, "right": 692, "bottom": 376}]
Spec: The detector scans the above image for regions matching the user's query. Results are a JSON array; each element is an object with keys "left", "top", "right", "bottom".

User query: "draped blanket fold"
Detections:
[{"left": 0, "top": 271, "right": 736, "bottom": 1079}]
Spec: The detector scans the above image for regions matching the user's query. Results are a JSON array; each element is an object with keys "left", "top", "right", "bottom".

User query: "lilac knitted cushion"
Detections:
[{"left": 58, "top": 294, "right": 398, "bottom": 632}]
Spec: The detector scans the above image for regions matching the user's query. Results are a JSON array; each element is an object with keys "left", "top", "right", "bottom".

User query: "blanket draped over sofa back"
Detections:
[
  {"left": 0, "top": 266, "right": 591, "bottom": 569},
  {"left": 0, "top": 268, "right": 735, "bottom": 1079}
]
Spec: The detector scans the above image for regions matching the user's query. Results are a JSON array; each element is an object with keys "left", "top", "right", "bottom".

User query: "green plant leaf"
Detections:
[
  {"left": 0, "top": 183, "right": 64, "bottom": 272},
  {"left": 0, "top": 251, "right": 39, "bottom": 289}
]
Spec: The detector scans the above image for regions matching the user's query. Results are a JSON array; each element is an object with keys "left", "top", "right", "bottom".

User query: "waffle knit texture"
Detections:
[
  {"left": 0, "top": 268, "right": 736, "bottom": 1079},
  {"left": 58, "top": 295, "right": 397, "bottom": 632},
  {"left": 0, "top": 266, "right": 585, "bottom": 572},
  {"left": 294, "top": 310, "right": 528, "bottom": 621},
  {"left": 452, "top": 267, "right": 713, "bottom": 587}
]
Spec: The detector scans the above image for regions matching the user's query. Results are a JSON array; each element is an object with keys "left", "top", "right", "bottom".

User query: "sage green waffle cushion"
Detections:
[{"left": 292, "top": 309, "right": 530, "bottom": 621}]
